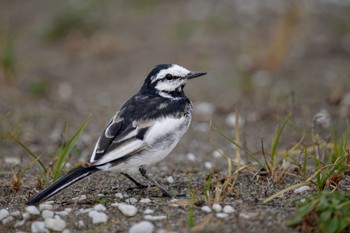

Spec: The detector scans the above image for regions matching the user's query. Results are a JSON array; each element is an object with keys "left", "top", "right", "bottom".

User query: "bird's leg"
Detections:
[
  {"left": 139, "top": 167, "right": 173, "bottom": 197},
  {"left": 122, "top": 173, "right": 147, "bottom": 188}
]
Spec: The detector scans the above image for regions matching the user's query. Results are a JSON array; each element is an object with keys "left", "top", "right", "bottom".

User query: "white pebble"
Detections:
[
  {"left": 97, "top": 193, "right": 105, "bottom": 197},
  {"left": 64, "top": 208, "right": 72, "bottom": 213},
  {"left": 73, "top": 194, "right": 87, "bottom": 201},
  {"left": 55, "top": 210, "right": 69, "bottom": 217},
  {"left": 111, "top": 202, "right": 120, "bottom": 207},
  {"left": 314, "top": 109, "right": 331, "bottom": 129},
  {"left": 45, "top": 218, "right": 66, "bottom": 231},
  {"left": 115, "top": 192, "right": 124, "bottom": 199},
  {"left": 39, "top": 203, "right": 54, "bottom": 211},
  {"left": 62, "top": 229, "right": 70, "bottom": 233},
  {"left": 294, "top": 186, "right": 311, "bottom": 194},
  {"left": 201, "top": 206, "right": 212, "bottom": 213},
  {"left": 26, "top": 205, "right": 40, "bottom": 215},
  {"left": 14, "top": 219, "right": 26, "bottom": 227},
  {"left": 143, "top": 208, "right": 154, "bottom": 214},
  {"left": 216, "top": 213, "right": 228, "bottom": 218},
  {"left": 126, "top": 198, "right": 138, "bottom": 205},
  {"left": 144, "top": 215, "right": 167, "bottom": 221},
  {"left": 0, "top": 209, "right": 9, "bottom": 221},
  {"left": 23, "top": 212, "right": 31, "bottom": 220},
  {"left": 2, "top": 216, "right": 14, "bottom": 224},
  {"left": 225, "top": 113, "right": 245, "bottom": 128},
  {"left": 42, "top": 210, "right": 54, "bottom": 219},
  {"left": 204, "top": 161, "right": 213, "bottom": 170},
  {"left": 129, "top": 221, "right": 154, "bottom": 233},
  {"left": 118, "top": 204, "right": 138, "bottom": 217},
  {"left": 212, "top": 203, "right": 222, "bottom": 212},
  {"left": 31, "top": 221, "right": 48, "bottom": 233},
  {"left": 78, "top": 220, "right": 84, "bottom": 228},
  {"left": 212, "top": 150, "right": 223, "bottom": 158},
  {"left": 139, "top": 198, "right": 151, "bottom": 203},
  {"left": 10, "top": 210, "right": 21, "bottom": 217},
  {"left": 94, "top": 204, "right": 106, "bottom": 212},
  {"left": 4, "top": 157, "right": 20, "bottom": 165},
  {"left": 166, "top": 176, "right": 174, "bottom": 184},
  {"left": 223, "top": 205, "right": 235, "bottom": 214},
  {"left": 300, "top": 198, "right": 306, "bottom": 203},
  {"left": 88, "top": 210, "right": 108, "bottom": 224},
  {"left": 187, "top": 153, "right": 196, "bottom": 161}
]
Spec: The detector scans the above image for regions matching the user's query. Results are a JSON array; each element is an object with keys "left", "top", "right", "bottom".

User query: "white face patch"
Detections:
[
  {"left": 150, "top": 65, "right": 191, "bottom": 92},
  {"left": 151, "top": 65, "right": 190, "bottom": 83}
]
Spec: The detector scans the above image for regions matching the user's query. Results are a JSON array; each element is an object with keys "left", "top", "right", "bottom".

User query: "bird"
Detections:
[{"left": 26, "top": 64, "right": 206, "bottom": 205}]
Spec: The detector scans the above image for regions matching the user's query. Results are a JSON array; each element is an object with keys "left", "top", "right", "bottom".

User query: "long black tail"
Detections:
[{"left": 26, "top": 166, "right": 98, "bottom": 205}]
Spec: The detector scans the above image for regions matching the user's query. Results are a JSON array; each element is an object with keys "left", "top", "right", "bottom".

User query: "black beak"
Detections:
[{"left": 186, "top": 71, "right": 207, "bottom": 79}]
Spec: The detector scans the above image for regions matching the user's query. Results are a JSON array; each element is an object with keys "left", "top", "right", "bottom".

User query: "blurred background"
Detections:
[{"left": 1, "top": 0, "right": 350, "bottom": 163}]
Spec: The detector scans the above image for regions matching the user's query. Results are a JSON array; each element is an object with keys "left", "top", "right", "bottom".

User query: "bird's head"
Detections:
[{"left": 143, "top": 64, "right": 206, "bottom": 95}]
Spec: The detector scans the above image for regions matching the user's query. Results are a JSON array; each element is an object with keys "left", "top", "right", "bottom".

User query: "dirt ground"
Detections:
[{"left": 1, "top": 1, "right": 350, "bottom": 232}]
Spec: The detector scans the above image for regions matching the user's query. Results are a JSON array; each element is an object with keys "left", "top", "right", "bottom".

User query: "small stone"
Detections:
[
  {"left": 225, "top": 113, "right": 245, "bottom": 128},
  {"left": 118, "top": 204, "right": 138, "bottom": 217},
  {"left": 42, "top": 210, "right": 54, "bottom": 219},
  {"left": 97, "top": 193, "right": 105, "bottom": 197},
  {"left": 4, "top": 157, "right": 20, "bottom": 165},
  {"left": 0, "top": 209, "right": 9, "bottom": 221},
  {"left": 14, "top": 219, "right": 26, "bottom": 227},
  {"left": 55, "top": 210, "right": 69, "bottom": 217},
  {"left": 143, "top": 208, "right": 154, "bottom": 214},
  {"left": 126, "top": 198, "right": 138, "bottom": 205},
  {"left": 216, "top": 213, "right": 228, "bottom": 218},
  {"left": 139, "top": 198, "right": 151, "bottom": 203},
  {"left": 223, "top": 205, "right": 235, "bottom": 214},
  {"left": 26, "top": 206, "right": 40, "bottom": 215},
  {"left": 111, "top": 202, "right": 120, "bottom": 207},
  {"left": 62, "top": 229, "right": 70, "bottom": 233},
  {"left": 22, "top": 212, "right": 31, "bottom": 220},
  {"left": 78, "top": 220, "right": 84, "bottom": 228},
  {"left": 2, "top": 216, "right": 14, "bottom": 224},
  {"left": 314, "top": 109, "right": 331, "bottom": 129},
  {"left": 10, "top": 210, "right": 21, "bottom": 217},
  {"left": 204, "top": 161, "right": 213, "bottom": 170},
  {"left": 212, "top": 150, "right": 223, "bottom": 158},
  {"left": 94, "top": 204, "right": 106, "bottom": 212},
  {"left": 212, "top": 204, "right": 222, "bottom": 212},
  {"left": 45, "top": 218, "right": 66, "bottom": 231},
  {"left": 64, "top": 208, "right": 72, "bottom": 213},
  {"left": 166, "top": 176, "right": 174, "bottom": 184},
  {"left": 187, "top": 153, "right": 196, "bottom": 161},
  {"left": 129, "top": 221, "right": 154, "bottom": 233},
  {"left": 72, "top": 194, "right": 87, "bottom": 201},
  {"left": 39, "top": 203, "right": 54, "bottom": 211},
  {"left": 294, "top": 186, "right": 311, "bottom": 194},
  {"left": 123, "top": 193, "right": 130, "bottom": 198},
  {"left": 144, "top": 215, "right": 167, "bottom": 221},
  {"left": 88, "top": 211, "right": 108, "bottom": 224},
  {"left": 201, "top": 206, "right": 212, "bottom": 213},
  {"left": 115, "top": 193, "right": 124, "bottom": 199},
  {"left": 31, "top": 221, "right": 48, "bottom": 233}
]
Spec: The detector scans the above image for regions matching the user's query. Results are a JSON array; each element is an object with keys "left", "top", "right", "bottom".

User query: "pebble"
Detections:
[
  {"left": 94, "top": 204, "right": 107, "bottom": 211},
  {"left": 129, "top": 221, "right": 154, "bottom": 233},
  {"left": 225, "top": 113, "right": 245, "bottom": 128},
  {"left": 143, "top": 208, "right": 154, "bottom": 214},
  {"left": 223, "top": 205, "right": 235, "bottom": 214},
  {"left": 72, "top": 194, "right": 87, "bottom": 201},
  {"left": 23, "top": 212, "right": 31, "bottom": 220},
  {"left": 78, "top": 220, "right": 84, "bottom": 228},
  {"left": 31, "top": 221, "right": 48, "bottom": 233},
  {"left": 126, "top": 198, "right": 138, "bottom": 205},
  {"left": 294, "top": 186, "right": 311, "bottom": 194},
  {"left": 2, "top": 216, "right": 14, "bottom": 224},
  {"left": 14, "top": 219, "right": 26, "bottom": 227},
  {"left": 166, "top": 176, "right": 174, "bottom": 184},
  {"left": 45, "top": 218, "right": 66, "bottom": 231},
  {"left": 11, "top": 210, "right": 21, "bottom": 217},
  {"left": 55, "top": 210, "right": 69, "bottom": 217},
  {"left": 26, "top": 206, "right": 40, "bottom": 215},
  {"left": 62, "top": 229, "right": 70, "bottom": 233},
  {"left": 42, "top": 210, "right": 54, "bottom": 219},
  {"left": 97, "top": 193, "right": 105, "bottom": 197},
  {"left": 4, "top": 157, "right": 20, "bottom": 165},
  {"left": 65, "top": 208, "right": 72, "bottom": 213},
  {"left": 212, "top": 204, "right": 222, "bottom": 212},
  {"left": 115, "top": 192, "right": 124, "bottom": 199},
  {"left": 314, "top": 109, "right": 331, "bottom": 129},
  {"left": 212, "top": 150, "right": 223, "bottom": 158},
  {"left": 0, "top": 209, "right": 9, "bottom": 221},
  {"left": 88, "top": 210, "right": 108, "bottom": 224},
  {"left": 201, "top": 206, "right": 212, "bottom": 213},
  {"left": 144, "top": 215, "right": 167, "bottom": 221},
  {"left": 204, "top": 161, "right": 213, "bottom": 170},
  {"left": 39, "top": 203, "right": 54, "bottom": 211},
  {"left": 216, "top": 213, "right": 228, "bottom": 218},
  {"left": 139, "top": 198, "right": 151, "bottom": 203},
  {"left": 187, "top": 153, "right": 196, "bottom": 161},
  {"left": 111, "top": 202, "right": 121, "bottom": 207},
  {"left": 118, "top": 204, "right": 138, "bottom": 217}
]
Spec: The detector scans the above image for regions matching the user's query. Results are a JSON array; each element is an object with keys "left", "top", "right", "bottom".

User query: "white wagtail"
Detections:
[{"left": 27, "top": 64, "right": 206, "bottom": 205}]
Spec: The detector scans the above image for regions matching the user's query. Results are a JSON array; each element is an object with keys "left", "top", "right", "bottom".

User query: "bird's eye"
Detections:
[{"left": 165, "top": 74, "right": 173, "bottom": 80}]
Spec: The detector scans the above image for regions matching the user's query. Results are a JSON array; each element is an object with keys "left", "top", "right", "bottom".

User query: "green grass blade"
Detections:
[
  {"left": 10, "top": 133, "right": 47, "bottom": 174},
  {"left": 52, "top": 115, "right": 91, "bottom": 181},
  {"left": 270, "top": 114, "right": 291, "bottom": 164}
]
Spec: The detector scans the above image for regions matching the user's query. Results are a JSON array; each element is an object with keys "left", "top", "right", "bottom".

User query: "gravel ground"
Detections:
[{"left": 1, "top": 1, "right": 350, "bottom": 232}]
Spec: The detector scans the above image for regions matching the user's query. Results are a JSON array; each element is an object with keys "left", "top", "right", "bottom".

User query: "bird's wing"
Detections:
[{"left": 89, "top": 114, "right": 155, "bottom": 167}]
